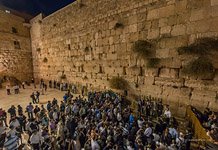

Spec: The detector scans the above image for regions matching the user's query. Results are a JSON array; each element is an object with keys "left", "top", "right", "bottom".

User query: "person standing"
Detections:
[
  {"left": 6, "top": 85, "right": 11, "bottom": 95},
  {"left": 30, "top": 92, "right": 36, "bottom": 104},
  {"left": 35, "top": 91, "right": 40, "bottom": 104},
  {"left": 22, "top": 82, "right": 25, "bottom": 89},
  {"left": 3, "top": 133, "right": 19, "bottom": 150},
  {"left": 7, "top": 106, "right": 16, "bottom": 118},
  {"left": 0, "top": 108, "right": 8, "bottom": 127},
  {"left": 26, "top": 103, "right": 34, "bottom": 119},
  {"left": 30, "top": 130, "right": 41, "bottom": 150}
]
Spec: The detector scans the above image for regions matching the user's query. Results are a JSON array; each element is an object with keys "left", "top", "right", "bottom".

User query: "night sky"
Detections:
[{"left": 0, "top": 0, "right": 75, "bottom": 16}]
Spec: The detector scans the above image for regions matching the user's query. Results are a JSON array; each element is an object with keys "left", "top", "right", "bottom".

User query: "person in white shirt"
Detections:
[
  {"left": 176, "top": 132, "right": 185, "bottom": 150},
  {"left": 9, "top": 118, "right": 20, "bottom": 129},
  {"left": 144, "top": 124, "right": 152, "bottom": 138},
  {"left": 30, "top": 130, "right": 41, "bottom": 150},
  {"left": 137, "top": 117, "right": 144, "bottom": 129},
  {"left": 117, "top": 112, "right": 122, "bottom": 122},
  {"left": 164, "top": 106, "right": 171, "bottom": 118},
  {"left": 91, "top": 139, "right": 100, "bottom": 150}
]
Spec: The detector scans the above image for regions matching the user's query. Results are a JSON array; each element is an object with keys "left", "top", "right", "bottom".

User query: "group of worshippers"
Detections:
[
  {"left": 0, "top": 90, "right": 194, "bottom": 150},
  {"left": 49, "top": 80, "right": 86, "bottom": 96},
  {"left": 6, "top": 84, "right": 20, "bottom": 95},
  {"left": 192, "top": 107, "right": 218, "bottom": 144}
]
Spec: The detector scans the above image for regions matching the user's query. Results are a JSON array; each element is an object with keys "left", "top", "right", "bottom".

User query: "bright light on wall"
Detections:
[{"left": 5, "top": 10, "right": 10, "bottom": 13}]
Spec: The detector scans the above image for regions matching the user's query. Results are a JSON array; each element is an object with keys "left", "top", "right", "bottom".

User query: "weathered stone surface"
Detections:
[
  {"left": 162, "top": 86, "right": 191, "bottom": 105},
  {"left": 144, "top": 68, "right": 159, "bottom": 77},
  {"left": 159, "top": 68, "right": 179, "bottom": 78},
  {"left": 190, "top": 89, "right": 216, "bottom": 109},
  {"left": 190, "top": 9, "right": 206, "bottom": 21},
  {"left": 211, "top": 0, "right": 218, "bottom": 6},
  {"left": 155, "top": 77, "right": 184, "bottom": 87},
  {"left": 0, "top": 11, "right": 33, "bottom": 81},
  {"left": 144, "top": 76, "right": 155, "bottom": 85},
  {"left": 171, "top": 24, "right": 186, "bottom": 36}
]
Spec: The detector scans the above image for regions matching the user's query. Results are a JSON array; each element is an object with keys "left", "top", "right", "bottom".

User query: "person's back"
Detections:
[{"left": 4, "top": 134, "right": 18, "bottom": 150}]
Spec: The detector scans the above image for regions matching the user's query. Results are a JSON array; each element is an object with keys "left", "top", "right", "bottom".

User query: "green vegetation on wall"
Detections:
[
  {"left": 43, "top": 57, "right": 48, "bottom": 63},
  {"left": 109, "top": 76, "right": 129, "bottom": 90},
  {"left": 147, "top": 58, "right": 161, "bottom": 68},
  {"left": 178, "top": 37, "right": 218, "bottom": 55},
  {"left": 132, "top": 40, "right": 154, "bottom": 58},
  {"left": 182, "top": 57, "right": 214, "bottom": 78}
]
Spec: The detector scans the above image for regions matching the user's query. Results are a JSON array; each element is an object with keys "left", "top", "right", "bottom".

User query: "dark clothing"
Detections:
[
  {"left": 8, "top": 107, "right": 16, "bottom": 117},
  {"left": 161, "top": 133, "right": 172, "bottom": 146}
]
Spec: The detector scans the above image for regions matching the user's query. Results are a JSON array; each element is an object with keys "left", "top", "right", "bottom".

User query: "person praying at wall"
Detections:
[
  {"left": 22, "top": 81, "right": 25, "bottom": 89},
  {"left": 49, "top": 80, "right": 52, "bottom": 88}
]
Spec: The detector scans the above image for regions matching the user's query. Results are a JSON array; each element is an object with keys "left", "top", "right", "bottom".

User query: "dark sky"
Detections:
[{"left": 0, "top": 0, "right": 75, "bottom": 16}]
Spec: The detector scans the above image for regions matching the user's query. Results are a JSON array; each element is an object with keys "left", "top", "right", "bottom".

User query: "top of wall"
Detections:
[{"left": 0, "top": 5, "right": 33, "bottom": 21}]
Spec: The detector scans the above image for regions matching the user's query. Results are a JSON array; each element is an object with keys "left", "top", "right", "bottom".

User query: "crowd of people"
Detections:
[
  {"left": 192, "top": 107, "right": 218, "bottom": 144},
  {"left": 0, "top": 81, "right": 195, "bottom": 150}
]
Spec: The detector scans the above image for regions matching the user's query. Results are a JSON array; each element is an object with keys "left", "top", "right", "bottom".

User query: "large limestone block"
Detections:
[
  {"left": 211, "top": 0, "right": 218, "bottom": 6},
  {"left": 159, "top": 5, "right": 175, "bottom": 18},
  {"left": 175, "top": 0, "right": 187, "bottom": 14},
  {"left": 126, "top": 66, "right": 141, "bottom": 76},
  {"left": 113, "top": 67, "right": 124, "bottom": 75},
  {"left": 128, "top": 24, "right": 138, "bottom": 33},
  {"left": 171, "top": 24, "right": 186, "bottom": 36},
  {"left": 144, "top": 68, "right": 159, "bottom": 77},
  {"left": 190, "top": 9, "right": 206, "bottom": 21},
  {"left": 208, "top": 101, "right": 218, "bottom": 112},
  {"left": 107, "top": 53, "right": 118, "bottom": 60},
  {"left": 104, "top": 67, "right": 115, "bottom": 75},
  {"left": 144, "top": 76, "right": 155, "bottom": 85},
  {"left": 129, "top": 15, "right": 138, "bottom": 25},
  {"left": 147, "top": 28, "right": 159, "bottom": 39},
  {"left": 140, "top": 84, "right": 163, "bottom": 97},
  {"left": 210, "top": 17, "right": 218, "bottom": 31},
  {"left": 160, "top": 26, "right": 171, "bottom": 34},
  {"left": 147, "top": 9, "right": 159, "bottom": 20},
  {"left": 154, "top": 77, "right": 184, "bottom": 87},
  {"left": 138, "top": 76, "right": 145, "bottom": 85},
  {"left": 161, "top": 58, "right": 182, "bottom": 68},
  {"left": 211, "top": 6, "right": 218, "bottom": 17},
  {"left": 162, "top": 86, "right": 191, "bottom": 105},
  {"left": 159, "top": 68, "right": 179, "bottom": 78},
  {"left": 191, "top": 89, "right": 216, "bottom": 103},
  {"left": 185, "top": 79, "right": 218, "bottom": 91},
  {"left": 187, "top": 20, "right": 210, "bottom": 34},
  {"left": 156, "top": 48, "right": 170, "bottom": 58}
]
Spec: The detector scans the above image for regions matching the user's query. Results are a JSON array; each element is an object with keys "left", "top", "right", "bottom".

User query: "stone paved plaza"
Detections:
[{"left": 0, "top": 85, "right": 66, "bottom": 111}]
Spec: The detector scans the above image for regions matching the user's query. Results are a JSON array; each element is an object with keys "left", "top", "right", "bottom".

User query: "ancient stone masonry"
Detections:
[
  {"left": 0, "top": 10, "right": 33, "bottom": 82},
  {"left": 29, "top": 0, "right": 218, "bottom": 115}
]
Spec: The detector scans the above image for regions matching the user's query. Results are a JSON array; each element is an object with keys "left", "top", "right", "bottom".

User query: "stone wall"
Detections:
[
  {"left": 0, "top": 10, "right": 33, "bottom": 82},
  {"left": 30, "top": 0, "right": 218, "bottom": 115}
]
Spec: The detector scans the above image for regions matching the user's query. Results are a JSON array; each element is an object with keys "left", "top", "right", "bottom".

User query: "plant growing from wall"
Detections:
[
  {"left": 182, "top": 57, "right": 214, "bottom": 78},
  {"left": 36, "top": 48, "right": 41, "bottom": 52},
  {"left": 78, "top": 2, "right": 85, "bottom": 8},
  {"left": 132, "top": 40, "right": 154, "bottom": 59},
  {"left": 83, "top": 75, "right": 88, "bottom": 80},
  {"left": 178, "top": 37, "right": 218, "bottom": 55},
  {"left": 109, "top": 76, "right": 129, "bottom": 90},
  {"left": 60, "top": 74, "right": 66, "bottom": 79},
  {"left": 43, "top": 57, "right": 48, "bottom": 63},
  {"left": 84, "top": 46, "right": 89, "bottom": 52},
  {"left": 147, "top": 58, "right": 161, "bottom": 68},
  {"left": 114, "top": 22, "right": 124, "bottom": 30}
]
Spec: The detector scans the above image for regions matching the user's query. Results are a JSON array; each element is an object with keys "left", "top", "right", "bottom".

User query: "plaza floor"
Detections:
[{"left": 0, "top": 85, "right": 66, "bottom": 111}]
